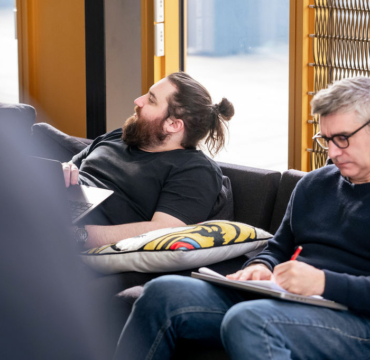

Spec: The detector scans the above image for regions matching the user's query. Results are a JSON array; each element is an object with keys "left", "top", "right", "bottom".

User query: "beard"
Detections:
[{"left": 121, "top": 106, "right": 170, "bottom": 149}]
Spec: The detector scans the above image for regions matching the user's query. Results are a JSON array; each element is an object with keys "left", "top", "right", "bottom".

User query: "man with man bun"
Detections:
[
  {"left": 113, "top": 76, "right": 370, "bottom": 359},
  {"left": 63, "top": 72, "right": 234, "bottom": 249}
]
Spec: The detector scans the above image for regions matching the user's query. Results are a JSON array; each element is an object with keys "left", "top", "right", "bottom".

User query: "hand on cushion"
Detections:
[{"left": 62, "top": 161, "right": 79, "bottom": 187}]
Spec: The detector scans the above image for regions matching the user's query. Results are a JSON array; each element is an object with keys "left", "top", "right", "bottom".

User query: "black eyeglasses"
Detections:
[{"left": 313, "top": 119, "right": 370, "bottom": 150}]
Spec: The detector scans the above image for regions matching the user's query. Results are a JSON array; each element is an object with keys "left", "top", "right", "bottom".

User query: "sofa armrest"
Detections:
[
  {"left": 218, "top": 162, "right": 280, "bottom": 232},
  {"left": 0, "top": 103, "right": 36, "bottom": 149},
  {"left": 0, "top": 102, "right": 36, "bottom": 128}
]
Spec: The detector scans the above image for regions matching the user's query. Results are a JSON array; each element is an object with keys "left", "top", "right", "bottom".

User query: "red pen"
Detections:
[{"left": 290, "top": 246, "right": 302, "bottom": 260}]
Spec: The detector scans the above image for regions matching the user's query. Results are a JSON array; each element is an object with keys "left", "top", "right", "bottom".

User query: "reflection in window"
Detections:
[
  {"left": 0, "top": 0, "right": 19, "bottom": 104},
  {"left": 186, "top": 0, "right": 289, "bottom": 172}
]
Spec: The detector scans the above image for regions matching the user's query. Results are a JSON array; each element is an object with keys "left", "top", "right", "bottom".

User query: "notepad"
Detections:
[
  {"left": 193, "top": 267, "right": 347, "bottom": 310},
  {"left": 198, "top": 267, "right": 322, "bottom": 297}
]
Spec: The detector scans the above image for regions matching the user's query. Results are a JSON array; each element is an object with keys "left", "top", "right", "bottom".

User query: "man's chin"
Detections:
[
  {"left": 125, "top": 114, "right": 137, "bottom": 124},
  {"left": 334, "top": 162, "right": 353, "bottom": 177}
]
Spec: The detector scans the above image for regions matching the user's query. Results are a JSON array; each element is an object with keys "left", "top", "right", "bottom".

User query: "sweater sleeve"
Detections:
[
  {"left": 242, "top": 188, "right": 298, "bottom": 269},
  {"left": 323, "top": 270, "right": 370, "bottom": 315}
]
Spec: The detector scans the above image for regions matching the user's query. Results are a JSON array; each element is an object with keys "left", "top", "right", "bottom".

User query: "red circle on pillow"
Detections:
[{"left": 170, "top": 242, "right": 195, "bottom": 250}]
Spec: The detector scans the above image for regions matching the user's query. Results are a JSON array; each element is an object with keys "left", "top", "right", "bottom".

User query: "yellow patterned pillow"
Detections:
[{"left": 80, "top": 220, "right": 272, "bottom": 274}]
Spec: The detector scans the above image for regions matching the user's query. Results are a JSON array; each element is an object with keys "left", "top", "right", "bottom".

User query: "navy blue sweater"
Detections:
[{"left": 245, "top": 165, "right": 370, "bottom": 315}]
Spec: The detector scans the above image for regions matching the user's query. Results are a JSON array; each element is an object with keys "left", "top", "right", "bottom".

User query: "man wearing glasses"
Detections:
[{"left": 113, "top": 77, "right": 370, "bottom": 360}]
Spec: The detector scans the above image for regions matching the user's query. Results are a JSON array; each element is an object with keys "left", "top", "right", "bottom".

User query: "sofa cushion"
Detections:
[
  {"left": 80, "top": 220, "right": 272, "bottom": 274},
  {"left": 218, "top": 162, "right": 281, "bottom": 232},
  {"left": 208, "top": 175, "right": 234, "bottom": 221},
  {"left": 31, "top": 122, "right": 92, "bottom": 162},
  {"left": 269, "top": 169, "right": 305, "bottom": 234}
]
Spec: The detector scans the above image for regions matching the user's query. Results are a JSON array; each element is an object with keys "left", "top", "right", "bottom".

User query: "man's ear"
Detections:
[{"left": 164, "top": 118, "right": 184, "bottom": 134}]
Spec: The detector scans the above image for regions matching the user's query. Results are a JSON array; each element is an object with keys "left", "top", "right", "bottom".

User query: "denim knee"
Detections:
[
  {"left": 221, "top": 300, "right": 260, "bottom": 339},
  {"left": 220, "top": 299, "right": 278, "bottom": 357},
  {"left": 135, "top": 275, "right": 186, "bottom": 311},
  {"left": 135, "top": 275, "right": 207, "bottom": 314}
]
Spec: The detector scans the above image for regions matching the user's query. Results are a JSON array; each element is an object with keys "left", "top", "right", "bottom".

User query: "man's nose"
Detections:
[
  {"left": 134, "top": 95, "right": 145, "bottom": 107},
  {"left": 328, "top": 140, "right": 343, "bottom": 159}
]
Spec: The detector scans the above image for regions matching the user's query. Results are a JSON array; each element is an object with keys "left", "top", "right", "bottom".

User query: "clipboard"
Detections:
[{"left": 191, "top": 269, "right": 348, "bottom": 311}]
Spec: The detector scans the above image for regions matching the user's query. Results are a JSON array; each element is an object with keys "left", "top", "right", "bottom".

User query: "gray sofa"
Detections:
[{"left": 2, "top": 103, "right": 306, "bottom": 359}]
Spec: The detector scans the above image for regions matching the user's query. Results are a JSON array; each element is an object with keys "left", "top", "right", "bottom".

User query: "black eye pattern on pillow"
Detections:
[
  {"left": 139, "top": 221, "right": 259, "bottom": 251},
  {"left": 81, "top": 220, "right": 272, "bottom": 274}
]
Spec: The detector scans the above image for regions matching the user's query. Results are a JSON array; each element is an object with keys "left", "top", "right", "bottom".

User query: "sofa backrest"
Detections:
[
  {"left": 220, "top": 162, "right": 306, "bottom": 235},
  {"left": 219, "top": 162, "right": 281, "bottom": 232},
  {"left": 269, "top": 169, "right": 306, "bottom": 234}
]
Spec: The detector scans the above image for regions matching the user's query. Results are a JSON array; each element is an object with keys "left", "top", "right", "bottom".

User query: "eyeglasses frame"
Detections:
[{"left": 312, "top": 119, "right": 370, "bottom": 150}]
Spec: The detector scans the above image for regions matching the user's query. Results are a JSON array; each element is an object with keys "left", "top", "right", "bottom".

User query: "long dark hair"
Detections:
[{"left": 167, "top": 72, "right": 234, "bottom": 156}]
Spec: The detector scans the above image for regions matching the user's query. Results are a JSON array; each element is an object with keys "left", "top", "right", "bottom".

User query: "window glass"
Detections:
[
  {"left": 0, "top": 0, "right": 19, "bottom": 103},
  {"left": 186, "top": 0, "right": 289, "bottom": 171}
]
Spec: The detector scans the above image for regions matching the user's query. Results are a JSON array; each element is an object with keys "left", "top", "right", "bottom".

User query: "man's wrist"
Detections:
[{"left": 74, "top": 225, "right": 88, "bottom": 249}]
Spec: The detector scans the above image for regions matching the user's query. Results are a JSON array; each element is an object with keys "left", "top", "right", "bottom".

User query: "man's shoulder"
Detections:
[
  {"left": 102, "top": 128, "right": 123, "bottom": 139},
  {"left": 162, "top": 149, "right": 222, "bottom": 186},
  {"left": 177, "top": 150, "right": 221, "bottom": 173},
  {"left": 305, "top": 164, "right": 339, "bottom": 180},
  {"left": 297, "top": 164, "right": 340, "bottom": 190}
]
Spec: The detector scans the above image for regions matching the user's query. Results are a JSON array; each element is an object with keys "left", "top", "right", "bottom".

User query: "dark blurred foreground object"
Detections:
[{"left": 0, "top": 104, "right": 111, "bottom": 360}]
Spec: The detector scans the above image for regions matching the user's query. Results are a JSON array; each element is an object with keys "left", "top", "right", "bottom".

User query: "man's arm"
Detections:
[{"left": 83, "top": 212, "right": 186, "bottom": 249}]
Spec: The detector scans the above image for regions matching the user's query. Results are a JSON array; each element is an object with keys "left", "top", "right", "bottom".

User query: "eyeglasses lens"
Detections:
[
  {"left": 316, "top": 137, "right": 328, "bottom": 149},
  {"left": 333, "top": 136, "right": 348, "bottom": 149}
]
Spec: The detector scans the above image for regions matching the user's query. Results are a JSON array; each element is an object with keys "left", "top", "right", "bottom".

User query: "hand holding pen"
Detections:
[{"left": 273, "top": 246, "right": 325, "bottom": 296}]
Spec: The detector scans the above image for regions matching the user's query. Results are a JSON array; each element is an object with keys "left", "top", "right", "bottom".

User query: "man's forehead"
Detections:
[
  {"left": 319, "top": 112, "right": 360, "bottom": 133},
  {"left": 150, "top": 78, "right": 177, "bottom": 102}
]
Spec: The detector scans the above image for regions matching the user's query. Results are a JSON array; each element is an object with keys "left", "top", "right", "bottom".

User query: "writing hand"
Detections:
[
  {"left": 226, "top": 264, "right": 273, "bottom": 281},
  {"left": 62, "top": 161, "right": 79, "bottom": 187},
  {"left": 273, "top": 261, "right": 325, "bottom": 296}
]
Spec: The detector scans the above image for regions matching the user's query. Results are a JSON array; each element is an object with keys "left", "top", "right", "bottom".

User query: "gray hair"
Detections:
[{"left": 311, "top": 77, "right": 370, "bottom": 123}]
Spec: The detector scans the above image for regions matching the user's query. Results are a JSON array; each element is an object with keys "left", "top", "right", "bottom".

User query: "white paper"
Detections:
[{"left": 198, "top": 267, "right": 322, "bottom": 298}]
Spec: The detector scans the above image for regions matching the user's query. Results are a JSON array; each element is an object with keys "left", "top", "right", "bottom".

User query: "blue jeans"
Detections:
[{"left": 113, "top": 275, "right": 370, "bottom": 360}]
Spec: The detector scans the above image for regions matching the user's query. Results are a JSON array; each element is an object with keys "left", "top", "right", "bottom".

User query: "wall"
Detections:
[
  {"left": 105, "top": 0, "right": 142, "bottom": 132},
  {"left": 17, "top": 0, "right": 86, "bottom": 137}
]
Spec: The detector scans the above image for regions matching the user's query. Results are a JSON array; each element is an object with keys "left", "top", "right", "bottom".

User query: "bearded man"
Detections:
[
  {"left": 113, "top": 76, "right": 370, "bottom": 360},
  {"left": 62, "top": 72, "right": 234, "bottom": 249}
]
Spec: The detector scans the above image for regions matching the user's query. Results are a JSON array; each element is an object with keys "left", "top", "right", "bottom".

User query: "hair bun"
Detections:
[{"left": 217, "top": 98, "right": 234, "bottom": 121}]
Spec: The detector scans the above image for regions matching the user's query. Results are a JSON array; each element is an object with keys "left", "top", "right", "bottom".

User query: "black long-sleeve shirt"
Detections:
[{"left": 245, "top": 165, "right": 370, "bottom": 315}]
